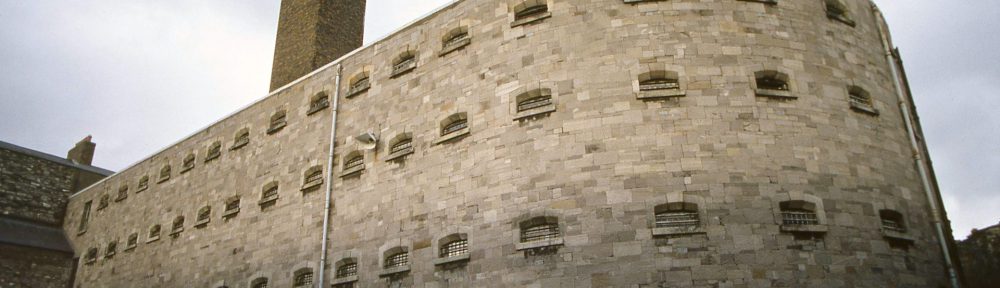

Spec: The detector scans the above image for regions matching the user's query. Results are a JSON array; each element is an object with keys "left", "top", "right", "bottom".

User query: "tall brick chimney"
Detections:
[
  {"left": 67, "top": 135, "right": 96, "bottom": 166},
  {"left": 270, "top": 0, "right": 366, "bottom": 91}
]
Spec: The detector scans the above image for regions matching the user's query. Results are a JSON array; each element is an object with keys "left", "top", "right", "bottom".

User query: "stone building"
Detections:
[
  {"left": 62, "top": 0, "right": 964, "bottom": 287},
  {"left": 958, "top": 222, "right": 1000, "bottom": 288},
  {"left": 1, "top": 137, "right": 112, "bottom": 287}
]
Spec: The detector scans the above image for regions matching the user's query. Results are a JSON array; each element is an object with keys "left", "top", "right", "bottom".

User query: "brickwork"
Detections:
[{"left": 65, "top": 0, "right": 956, "bottom": 287}]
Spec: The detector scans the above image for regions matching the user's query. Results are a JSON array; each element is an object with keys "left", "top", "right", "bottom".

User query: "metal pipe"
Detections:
[
  {"left": 870, "top": 4, "right": 960, "bottom": 288},
  {"left": 318, "top": 64, "right": 343, "bottom": 288}
]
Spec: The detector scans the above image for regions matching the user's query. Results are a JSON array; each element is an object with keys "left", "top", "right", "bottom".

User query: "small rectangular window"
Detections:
[{"left": 78, "top": 201, "right": 92, "bottom": 233}]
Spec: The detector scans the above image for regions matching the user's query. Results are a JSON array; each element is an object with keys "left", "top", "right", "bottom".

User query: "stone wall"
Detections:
[
  {"left": 64, "top": 0, "right": 955, "bottom": 287},
  {"left": 958, "top": 222, "right": 1000, "bottom": 288},
  {"left": 0, "top": 244, "right": 75, "bottom": 288},
  {"left": 270, "top": 0, "right": 366, "bottom": 91},
  {"left": 0, "top": 144, "right": 106, "bottom": 226}
]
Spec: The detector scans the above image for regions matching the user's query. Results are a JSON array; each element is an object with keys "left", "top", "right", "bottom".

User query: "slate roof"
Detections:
[{"left": 0, "top": 217, "right": 74, "bottom": 253}]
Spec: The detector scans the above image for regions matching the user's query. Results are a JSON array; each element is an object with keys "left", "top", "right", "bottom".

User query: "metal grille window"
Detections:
[
  {"left": 344, "top": 156, "right": 364, "bottom": 171},
  {"left": 348, "top": 76, "right": 369, "bottom": 96},
  {"left": 207, "top": 142, "right": 221, "bottom": 160},
  {"left": 226, "top": 199, "right": 240, "bottom": 211},
  {"left": 440, "top": 239, "right": 469, "bottom": 258},
  {"left": 172, "top": 217, "right": 184, "bottom": 231},
  {"left": 655, "top": 211, "right": 699, "bottom": 228},
  {"left": 183, "top": 155, "right": 195, "bottom": 170},
  {"left": 517, "top": 96, "right": 552, "bottom": 112},
  {"left": 757, "top": 75, "right": 788, "bottom": 91},
  {"left": 639, "top": 78, "right": 680, "bottom": 91},
  {"left": 251, "top": 278, "right": 268, "bottom": 288},
  {"left": 198, "top": 207, "right": 211, "bottom": 221},
  {"left": 270, "top": 112, "right": 286, "bottom": 128},
  {"left": 126, "top": 233, "right": 137, "bottom": 248},
  {"left": 849, "top": 88, "right": 872, "bottom": 106},
  {"left": 138, "top": 176, "right": 149, "bottom": 190},
  {"left": 105, "top": 241, "right": 117, "bottom": 256},
  {"left": 149, "top": 225, "right": 161, "bottom": 238},
  {"left": 880, "top": 210, "right": 907, "bottom": 233},
  {"left": 310, "top": 94, "right": 329, "bottom": 110},
  {"left": 516, "top": 5, "right": 548, "bottom": 20},
  {"left": 234, "top": 131, "right": 250, "bottom": 147},
  {"left": 336, "top": 262, "right": 358, "bottom": 278},
  {"left": 393, "top": 57, "right": 415, "bottom": 72},
  {"left": 116, "top": 186, "right": 128, "bottom": 201},
  {"left": 160, "top": 166, "right": 171, "bottom": 179},
  {"left": 442, "top": 119, "right": 468, "bottom": 136},
  {"left": 390, "top": 139, "right": 412, "bottom": 155},
  {"left": 293, "top": 271, "right": 313, "bottom": 287},
  {"left": 444, "top": 32, "right": 469, "bottom": 48},
  {"left": 262, "top": 186, "right": 278, "bottom": 199},
  {"left": 384, "top": 252, "right": 409, "bottom": 269},
  {"left": 781, "top": 210, "right": 819, "bottom": 225},
  {"left": 305, "top": 169, "right": 323, "bottom": 184},
  {"left": 521, "top": 223, "right": 560, "bottom": 243}
]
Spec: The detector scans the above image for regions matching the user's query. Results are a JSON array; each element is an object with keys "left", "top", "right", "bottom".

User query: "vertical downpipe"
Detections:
[
  {"left": 870, "top": 4, "right": 960, "bottom": 288},
  {"left": 318, "top": 64, "right": 343, "bottom": 288}
]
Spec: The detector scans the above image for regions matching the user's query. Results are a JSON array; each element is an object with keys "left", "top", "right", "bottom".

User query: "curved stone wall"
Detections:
[{"left": 64, "top": 0, "right": 951, "bottom": 287}]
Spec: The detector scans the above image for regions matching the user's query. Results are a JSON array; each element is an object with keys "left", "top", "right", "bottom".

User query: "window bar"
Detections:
[
  {"left": 781, "top": 211, "right": 819, "bottom": 225},
  {"left": 442, "top": 120, "right": 468, "bottom": 136},
  {"left": 521, "top": 224, "right": 559, "bottom": 243},
  {"left": 654, "top": 211, "right": 699, "bottom": 228},
  {"left": 517, "top": 96, "right": 552, "bottom": 112}
]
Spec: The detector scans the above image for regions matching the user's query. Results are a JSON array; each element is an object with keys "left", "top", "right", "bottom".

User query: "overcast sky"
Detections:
[{"left": 0, "top": 0, "right": 996, "bottom": 240}]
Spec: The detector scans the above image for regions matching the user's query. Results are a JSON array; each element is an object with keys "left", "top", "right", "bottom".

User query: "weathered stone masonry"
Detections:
[{"left": 64, "top": 0, "right": 960, "bottom": 287}]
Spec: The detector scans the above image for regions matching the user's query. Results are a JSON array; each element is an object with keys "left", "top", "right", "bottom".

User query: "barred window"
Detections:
[
  {"left": 268, "top": 110, "right": 287, "bottom": 134},
  {"left": 149, "top": 224, "right": 161, "bottom": 238},
  {"left": 516, "top": 89, "right": 554, "bottom": 113},
  {"left": 233, "top": 128, "right": 250, "bottom": 149},
  {"left": 105, "top": 240, "right": 117, "bottom": 257},
  {"left": 85, "top": 248, "right": 98, "bottom": 263},
  {"left": 137, "top": 176, "right": 149, "bottom": 191},
  {"left": 755, "top": 70, "right": 789, "bottom": 91},
  {"left": 444, "top": 31, "right": 469, "bottom": 48},
  {"left": 126, "top": 233, "right": 138, "bottom": 250},
  {"left": 520, "top": 217, "right": 560, "bottom": 243},
  {"left": 293, "top": 268, "right": 313, "bottom": 288},
  {"left": 302, "top": 166, "right": 324, "bottom": 189},
  {"left": 336, "top": 261, "right": 358, "bottom": 278},
  {"left": 197, "top": 206, "right": 211, "bottom": 222},
  {"left": 308, "top": 92, "right": 330, "bottom": 115},
  {"left": 206, "top": 141, "right": 222, "bottom": 161},
  {"left": 115, "top": 185, "right": 128, "bottom": 201},
  {"left": 515, "top": 3, "right": 548, "bottom": 21},
  {"left": 654, "top": 202, "right": 700, "bottom": 228},
  {"left": 390, "top": 138, "right": 413, "bottom": 155},
  {"left": 77, "top": 201, "right": 92, "bottom": 232},
  {"left": 393, "top": 55, "right": 416, "bottom": 74},
  {"left": 97, "top": 194, "right": 109, "bottom": 210},
  {"left": 780, "top": 200, "right": 819, "bottom": 225},
  {"left": 171, "top": 216, "right": 185, "bottom": 235},
  {"left": 251, "top": 277, "right": 268, "bottom": 288},
  {"left": 347, "top": 72, "right": 370, "bottom": 97},
  {"left": 159, "top": 165, "right": 171, "bottom": 182},
  {"left": 440, "top": 239, "right": 469, "bottom": 258},
  {"left": 344, "top": 155, "right": 364, "bottom": 171},
  {"left": 825, "top": 0, "right": 847, "bottom": 18},
  {"left": 849, "top": 87, "right": 871, "bottom": 106},
  {"left": 639, "top": 70, "right": 680, "bottom": 91},
  {"left": 441, "top": 26, "right": 471, "bottom": 56},
  {"left": 443, "top": 118, "right": 468, "bottom": 136},
  {"left": 225, "top": 198, "right": 241, "bottom": 212},
  {"left": 384, "top": 251, "right": 409, "bottom": 269},
  {"left": 880, "top": 209, "right": 907, "bottom": 233},
  {"left": 260, "top": 182, "right": 279, "bottom": 205},
  {"left": 182, "top": 154, "right": 195, "bottom": 172}
]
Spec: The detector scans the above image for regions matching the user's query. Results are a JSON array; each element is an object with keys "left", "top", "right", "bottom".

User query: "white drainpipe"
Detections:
[
  {"left": 870, "top": 4, "right": 961, "bottom": 288},
  {"left": 318, "top": 64, "right": 343, "bottom": 288}
]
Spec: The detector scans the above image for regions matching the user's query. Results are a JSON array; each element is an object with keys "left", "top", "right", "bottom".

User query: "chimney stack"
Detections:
[
  {"left": 270, "top": 0, "right": 367, "bottom": 91},
  {"left": 67, "top": 135, "right": 96, "bottom": 166}
]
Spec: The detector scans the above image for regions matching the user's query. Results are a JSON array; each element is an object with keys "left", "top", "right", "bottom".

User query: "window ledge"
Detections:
[
  {"left": 379, "top": 265, "right": 411, "bottom": 277},
  {"left": 624, "top": 0, "right": 667, "bottom": 3},
  {"left": 636, "top": 89, "right": 686, "bottom": 100},
  {"left": 222, "top": 208, "right": 240, "bottom": 218},
  {"left": 169, "top": 228, "right": 184, "bottom": 237},
  {"left": 390, "top": 65, "right": 416, "bottom": 78},
  {"left": 146, "top": 236, "right": 160, "bottom": 243},
  {"left": 513, "top": 105, "right": 556, "bottom": 121},
  {"left": 346, "top": 85, "right": 370, "bottom": 99},
  {"left": 331, "top": 275, "right": 359, "bottom": 285},
  {"left": 515, "top": 238, "right": 564, "bottom": 251},
  {"left": 180, "top": 166, "right": 194, "bottom": 174},
  {"left": 384, "top": 147, "right": 415, "bottom": 162},
  {"left": 850, "top": 102, "right": 879, "bottom": 115},
  {"left": 780, "top": 224, "right": 828, "bottom": 234},
  {"left": 267, "top": 123, "right": 287, "bottom": 135},
  {"left": 258, "top": 195, "right": 279, "bottom": 206},
  {"left": 85, "top": 259, "right": 96, "bottom": 265},
  {"left": 194, "top": 219, "right": 210, "bottom": 228},
  {"left": 307, "top": 103, "right": 329, "bottom": 115},
  {"left": 340, "top": 166, "right": 365, "bottom": 178},
  {"left": 136, "top": 186, "right": 147, "bottom": 193},
  {"left": 882, "top": 230, "right": 915, "bottom": 242},
  {"left": 124, "top": 246, "right": 136, "bottom": 252},
  {"left": 230, "top": 141, "right": 249, "bottom": 151},
  {"left": 77, "top": 229, "right": 87, "bottom": 236},
  {"left": 737, "top": 0, "right": 777, "bottom": 5},
  {"left": 301, "top": 180, "right": 324, "bottom": 192},
  {"left": 652, "top": 226, "right": 705, "bottom": 237},
  {"left": 433, "top": 253, "right": 470, "bottom": 266},
  {"left": 828, "top": 13, "right": 856, "bottom": 27},
  {"left": 157, "top": 176, "right": 170, "bottom": 184},
  {"left": 114, "top": 196, "right": 127, "bottom": 202},
  {"left": 439, "top": 38, "right": 471, "bottom": 56},
  {"left": 434, "top": 128, "right": 471, "bottom": 145},
  {"left": 511, "top": 12, "right": 552, "bottom": 28},
  {"left": 105, "top": 252, "right": 115, "bottom": 258},
  {"left": 755, "top": 89, "right": 796, "bottom": 99}
]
